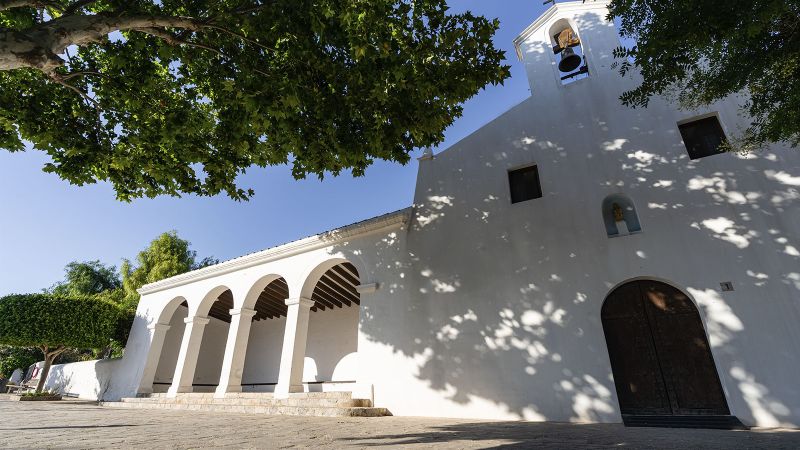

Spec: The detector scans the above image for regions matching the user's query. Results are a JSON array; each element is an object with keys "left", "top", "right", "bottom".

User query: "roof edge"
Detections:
[{"left": 137, "top": 208, "right": 413, "bottom": 296}]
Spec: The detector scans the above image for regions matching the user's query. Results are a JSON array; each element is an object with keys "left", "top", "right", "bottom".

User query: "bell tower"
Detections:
[{"left": 513, "top": 0, "right": 619, "bottom": 93}]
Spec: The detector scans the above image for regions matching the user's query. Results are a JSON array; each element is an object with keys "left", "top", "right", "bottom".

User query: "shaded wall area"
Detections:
[
  {"left": 152, "top": 305, "right": 187, "bottom": 390},
  {"left": 241, "top": 316, "right": 285, "bottom": 389},
  {"left": 192, "top": 317, "right": 229, "bottom": 388}
]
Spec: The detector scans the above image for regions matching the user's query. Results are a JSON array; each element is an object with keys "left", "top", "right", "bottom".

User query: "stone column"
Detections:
[
  {"left": 167, "top": 316, "right": 210, "bottom": 397},
  {"left": 137, "top": 323, "right": 171, "bottom": 394},
  {"left": 214, "top": 308, "right": 257, "bottom": 398},
  {"left": 275, "top": 297, "right": 314, "bottom": 398}
]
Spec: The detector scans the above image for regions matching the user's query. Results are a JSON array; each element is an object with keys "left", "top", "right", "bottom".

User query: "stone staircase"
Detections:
[{"left": 101, "top": 392, "right": 390, "bottom": 417}]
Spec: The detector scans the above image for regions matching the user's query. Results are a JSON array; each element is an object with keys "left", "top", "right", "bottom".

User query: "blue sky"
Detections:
[{"left": 0, "top": 1, "right": 548, "bottom": 295}]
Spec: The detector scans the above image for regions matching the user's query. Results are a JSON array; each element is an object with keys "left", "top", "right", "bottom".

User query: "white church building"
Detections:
[{"left": 43, "top": 0, "right": 800, "bottom": 429}]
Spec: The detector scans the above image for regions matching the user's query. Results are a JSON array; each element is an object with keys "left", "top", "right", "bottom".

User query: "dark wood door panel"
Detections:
[
  {"left": 602, "top": 281, "right": 670, "bottom": 415},
  {"left": 641, "top": 281, "right": 729, "bottom": 415},
  {"left": 603, "top": 280, "right": 730, "bottom": 417},
  {"left": 603, "top": 316, "right": 672, "bottom": 414}
]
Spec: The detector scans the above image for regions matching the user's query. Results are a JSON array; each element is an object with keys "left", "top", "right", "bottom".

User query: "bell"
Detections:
[{"left": 558, "top": 47, "right": 582, "bottom": 73}]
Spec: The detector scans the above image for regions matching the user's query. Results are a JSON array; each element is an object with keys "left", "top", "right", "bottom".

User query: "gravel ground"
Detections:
[{"left": 1, "top": 399, "right": 798, "bottom": 449}]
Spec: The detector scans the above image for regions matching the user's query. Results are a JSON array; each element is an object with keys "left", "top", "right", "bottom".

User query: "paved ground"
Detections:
[{"left": 1, "top": 400, "right": 799, "bottom": 449}]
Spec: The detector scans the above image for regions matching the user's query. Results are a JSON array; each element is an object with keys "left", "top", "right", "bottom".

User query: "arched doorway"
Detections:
[{"left": 601, "top": 280, "right": 732, "bottom": 423}]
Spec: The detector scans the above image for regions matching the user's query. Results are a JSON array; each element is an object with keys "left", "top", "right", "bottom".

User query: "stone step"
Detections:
[
  {"left": 141, "top": 391, "right": 352, "bottom": 400},
  {"left": 101, "top": 401, "right": 390, "bottom": 417},
  {"left": 121, "top": 397, "right": 372, "bottom": 407}
]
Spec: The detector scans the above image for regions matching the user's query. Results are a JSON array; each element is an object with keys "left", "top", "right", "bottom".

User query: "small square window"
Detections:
[
  {"left": 678, "top": 116, "right": 727, "bottom": 160},
  {"left": 509, "top": 165, "right": 542, "bottom": 204}
]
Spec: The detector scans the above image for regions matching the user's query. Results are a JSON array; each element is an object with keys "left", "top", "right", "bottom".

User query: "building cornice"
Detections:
[
  {"left": 137, "top": 208, "right": 412, "bottom": 296},
  {"left": 513, "top": 0, "right": 611, "bottom": 60}
]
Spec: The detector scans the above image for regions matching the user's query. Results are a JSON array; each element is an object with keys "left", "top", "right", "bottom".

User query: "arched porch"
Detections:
[{"left": 137, "top": 257, "right": 368, "bottom": 399}]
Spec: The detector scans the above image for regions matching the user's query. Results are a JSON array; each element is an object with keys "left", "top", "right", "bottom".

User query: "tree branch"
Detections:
[
  {"left": 0, "top": 0, "right": 62, "bottom": 12},
  {"left": 0, "top": 0, "right": 38, "bottom": 11},
  {"left": 45, "top": 14, "right": 206, "bottom": 53},
  {"left": 201, "top": 24, "right": 277, "bottom": 52},
  {"left": 48, "top": 72, "right": 100, "bottom": 108},
  {"left": 132, "top": 27, "right": 225, "bottom": 58},
  {"left": 221, "top": 0, "right": 279, "bottom": 19},
  {"left": 132, "top": 28, "right": 275, "bottom": 78},
  {"left": 59, "top": 70, "right": 102, "bottom": 80},
  {"left": 1, "top": 9, "right": 276, "bottom": 72},
  {"left": 63, "top": 0, "right": 99, "bottom": 16}
]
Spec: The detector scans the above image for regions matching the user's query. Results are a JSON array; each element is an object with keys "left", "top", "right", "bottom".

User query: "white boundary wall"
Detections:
[{"left": 44, "top": 359, "right": 121, "bottom": 400}]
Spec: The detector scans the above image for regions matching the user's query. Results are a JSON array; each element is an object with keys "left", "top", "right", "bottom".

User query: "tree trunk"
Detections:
[
  {"left": 34, "top": 353, "right": 54, "bottom": 393},
  {"left": 34, "top": 347, "right": 64, "bottom": 393}
]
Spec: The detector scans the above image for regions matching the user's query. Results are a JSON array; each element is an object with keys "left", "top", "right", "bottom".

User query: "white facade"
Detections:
[{"left": 46, "top": 1, "right": 800, "bottom": 428}]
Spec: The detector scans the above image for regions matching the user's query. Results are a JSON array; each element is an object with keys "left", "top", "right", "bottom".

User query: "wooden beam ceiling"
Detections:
[
  {"left": 204, "top": 262, "right": 361, "bottom": 323},
  {"left": 310, "top": 262, "right": 360, "bottom": 312},
  {"left": 253, "top": 278, "right": 289, "bottom": 321},
  {"left": 207, "top": 290, "right": 234, "bottom": 323}
]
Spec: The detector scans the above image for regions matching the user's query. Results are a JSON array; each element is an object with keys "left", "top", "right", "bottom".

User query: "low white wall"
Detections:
[{"left": 44, "top": 359, "right": 121, "bottom": 400}]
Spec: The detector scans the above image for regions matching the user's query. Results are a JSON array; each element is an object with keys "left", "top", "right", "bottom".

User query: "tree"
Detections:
[
  {"left": 43, "top": 260, "right": 128, "bottom": 359},
  {"left": 0, "top": 293, "right": 122, "bottom": 392},
  {"left": 121, "top": 231, "right": 217, "bottom": 309},
  {"left": 0, "top": 345, "right": 39, "bottom": 379},
  {"left": 48, "top": 260, "right": 121, "bottom": 297},
  {"left": 0, "top": 1, "right": 510, "bottom": 201},
  {"left": 608, "top": 0, "right": 800, "bottom": 150}
]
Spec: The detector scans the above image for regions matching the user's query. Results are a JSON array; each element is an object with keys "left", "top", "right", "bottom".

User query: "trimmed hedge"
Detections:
[{"left": 0, "top": 294, "right": 122, "bottom": 350}]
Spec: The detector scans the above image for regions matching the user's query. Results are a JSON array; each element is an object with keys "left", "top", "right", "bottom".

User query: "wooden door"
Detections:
[{"left": 602, "top": 280, "right": 729, "bottom": 416}]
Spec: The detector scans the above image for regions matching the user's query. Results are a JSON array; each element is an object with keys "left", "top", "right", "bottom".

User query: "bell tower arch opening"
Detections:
[
  {"left": 514, "top": 1, "right": 620, "bottom": 92},
  {"left": 549, "top": 18, "right": 588, "bottom": 84}
]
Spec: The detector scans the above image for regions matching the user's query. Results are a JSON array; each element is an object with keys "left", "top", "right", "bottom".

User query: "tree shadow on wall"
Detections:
[{"left": 326, "top": 11, "right": 800, "bottom": 424}]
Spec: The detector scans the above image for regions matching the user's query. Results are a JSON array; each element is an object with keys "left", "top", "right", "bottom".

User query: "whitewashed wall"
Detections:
[
  {"left": 241, "top": 317, "right": 285, "bottom": 388},
  {"left": 192, "top": 317, "right": 229, "bottom": 389},
  {"left": 353, "top": 2, "right": 800, "bottom": 427},
  {"left": 44, "top": 359, "right": 120, "bottom": 400},
  {"left": 305, "top": 305, "right": 359, "bottom": 382}
]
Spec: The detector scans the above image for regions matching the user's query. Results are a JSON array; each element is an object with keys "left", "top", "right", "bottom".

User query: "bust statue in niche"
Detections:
[
  {"left": 603, "top": 194, "right": 642, "bottom": 237},
  {"left": 612, "top": 202, "right": 630, "bottom": 235},
  {"left": 612, "top": 203, "right": 624, "bottom": 222}
]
